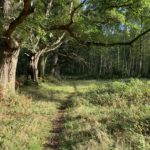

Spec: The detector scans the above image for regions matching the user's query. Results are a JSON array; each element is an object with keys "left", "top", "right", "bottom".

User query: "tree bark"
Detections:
[
  {"left": 38, "top": 54, "right": 48, "bottom": 78},
  {"left": 0, "top": 38, "right": 20, "bottom": 94}
]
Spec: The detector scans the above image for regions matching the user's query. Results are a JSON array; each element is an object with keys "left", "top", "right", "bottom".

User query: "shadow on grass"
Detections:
[
  {"left": 59, "top": 128, "right": 96, "bottom": 149},
  {"left": 20, "top": 85, "right": 70, "bottom": 103}
]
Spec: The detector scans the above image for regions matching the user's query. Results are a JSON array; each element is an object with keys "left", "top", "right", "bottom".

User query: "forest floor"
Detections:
[{"left": 0, "top": 78, "right": 150, "bottom": 150}]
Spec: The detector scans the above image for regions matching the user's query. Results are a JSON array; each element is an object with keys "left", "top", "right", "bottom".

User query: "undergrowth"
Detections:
[{"left": 61, "top": 79, "right": 150, "bottom": 150}]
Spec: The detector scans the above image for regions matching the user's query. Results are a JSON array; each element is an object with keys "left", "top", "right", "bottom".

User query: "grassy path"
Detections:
[
  {"left": 44, "top": 93, "right": 75, "bottom": 150},
  {"left": 43, "top": 80, "right": 97, "bottom": 150}
]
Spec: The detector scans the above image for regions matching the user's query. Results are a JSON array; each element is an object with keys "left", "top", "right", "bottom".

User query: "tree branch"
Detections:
[
  {"left": 4, "top": 0, "right": 34, "bottom": 37},
  {"left": 35, "top": 32, "right": 66, "bottom": 59},
  {"left": 33, "top": 36, "right": 40, "bottom": 51},
  {"left": 44, "top": 32, "right": 66, "bottom": 53},
  {"left": 129, "top": 28, "right": 150, "bottom": 44},
  {"left": 49, "top": 0, "right": 87, "bottom": 30},
  {"left": 69, "top": 0, "right": 87, "bottom": 25},
  {"left": 46, "top": 0, "right": 53, "bottom": 17},
  {"left": 68, "top": 28, "right": 150, "bottom": 47}
]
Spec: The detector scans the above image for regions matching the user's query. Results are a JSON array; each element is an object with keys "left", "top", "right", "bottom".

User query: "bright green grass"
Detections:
[{"left": 1, "top": 79, "right": 150, "bottom": 150}]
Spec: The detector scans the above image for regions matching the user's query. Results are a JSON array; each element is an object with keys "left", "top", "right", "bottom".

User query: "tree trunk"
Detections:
[
  {"left": 99, "top": 54, "right": 103, "bottom": 76},
  {"left": 117, "top": 47, "right": 120, "bottom": 71},
  {"left": 34, "top": 54, "right": 40, "bottom": 82},
  {"left": 0, "top": 0, "right": 33, "bottom": 95},
  {"left": 139, "top": 41, "right": 143, "bottom": 77},
  {"left": 38, "top": 54, "right": 48, "bottom": 78},
  {"left": 0, "top": 39, "right": 20, "bottom": 94},
  {"left": 138, "top": 17, "right": 143, "bottom": 77},
  {"left": 27, "top": 52, "right": 40, "bottom": 82},
  {"left": 51, "top": 53, "right": 60, "bottom": 77}
]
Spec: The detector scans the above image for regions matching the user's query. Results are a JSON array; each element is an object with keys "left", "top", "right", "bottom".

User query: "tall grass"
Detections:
[
  {"left": 61, "top": 79, "right": 150, "bottom": 150},
  {"left": 0, "top": 81, "right": 73, "bottom": 150}
]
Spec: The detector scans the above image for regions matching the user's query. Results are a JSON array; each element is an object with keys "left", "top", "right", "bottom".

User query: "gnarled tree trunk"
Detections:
[{"left": 0, "top": 38, "right": 20, "bottom": 94}]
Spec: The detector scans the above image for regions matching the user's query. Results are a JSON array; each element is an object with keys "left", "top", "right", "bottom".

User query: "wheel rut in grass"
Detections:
[{"left": 44, "top": 92, "right": 75, "bottom": 150}]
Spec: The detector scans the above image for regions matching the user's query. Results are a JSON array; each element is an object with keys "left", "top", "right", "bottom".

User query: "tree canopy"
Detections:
[{"left": 0, "top": 0, "right": 150, "bottom": 94}]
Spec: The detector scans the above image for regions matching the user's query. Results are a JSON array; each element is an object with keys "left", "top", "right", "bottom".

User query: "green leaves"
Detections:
[{"left": 106, "top": 8, "right": 126, "bottom": 23}]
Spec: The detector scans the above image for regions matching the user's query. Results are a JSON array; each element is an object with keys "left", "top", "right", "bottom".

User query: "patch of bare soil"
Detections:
[{"left": 44, "top": 93, "right": 75, "bottom": 150}]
